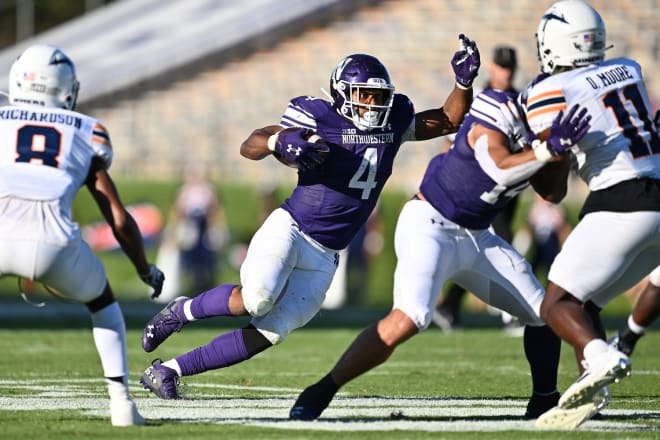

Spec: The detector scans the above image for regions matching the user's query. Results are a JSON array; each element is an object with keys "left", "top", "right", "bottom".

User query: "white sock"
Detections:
[
  {"left": 107, "top": 379, "right": 130, "bottom": 400},
  {"left": 91, "top": 302, "right": 128, "bottom": 380},
  {"left": 583, "top": 339, "right": 610, "bottom": 361},
  {"left": 183, "top": 299, "right": 196, "bottom": 321},
  {"left": 628, "top": 315, "right": 646, "bottom": 335},
  {"left": 163, "top": 359, "right": 182, "bottom": 376}
]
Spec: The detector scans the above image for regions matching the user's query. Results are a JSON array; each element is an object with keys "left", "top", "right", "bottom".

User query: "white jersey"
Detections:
[
  {"left": 524, "top": 58, "right": 660, "bottom": 191},
  {"left": 0, "top": 104, "right": 112, "bottom": 217},
  {"left": 525, "top": 60, "right": 660, "bottom": 306},
  {"left": 0, "top": 104, "right": 111, "bottom": 301}
]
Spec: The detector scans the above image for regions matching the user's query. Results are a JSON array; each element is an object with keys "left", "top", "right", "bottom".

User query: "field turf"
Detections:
[{"left": 1, "top": 307, "right": 658, "bottom": 439}]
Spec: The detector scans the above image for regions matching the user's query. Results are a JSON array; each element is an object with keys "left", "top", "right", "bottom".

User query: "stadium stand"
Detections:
[{"left": 0, "top": 0, "right": 657, "bottom": 190}]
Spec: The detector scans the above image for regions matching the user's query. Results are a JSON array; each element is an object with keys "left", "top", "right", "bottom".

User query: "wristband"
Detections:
[
  {"left": 531, "top": 139, "right": 553, "bottom": 162},
  {"left": 455, "top": 81, "right": 472, "bottom": 90},
  {"left": 267, "top": 133, "right": 279, "bottom": 152}
]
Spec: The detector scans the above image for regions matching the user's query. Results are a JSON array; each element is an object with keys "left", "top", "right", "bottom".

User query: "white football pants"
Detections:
[
  {"left": 392, "top": 199, "right": 545, "bottom": 330},
  {"left": 240, "top": 208, "right": 338, "bottom": 344},
  {"left": 549, "top": 210, "right": 660, "bottom": 307}
]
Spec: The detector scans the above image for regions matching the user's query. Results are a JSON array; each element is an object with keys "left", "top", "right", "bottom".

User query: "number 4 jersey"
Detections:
[
  {"left": 523, "top": 58, "right": 660, "bottom": 192},
  {"left": 0, "top": 105, "right": 112, "bottom": 215},
  {"left": 277, "top": 94, "right": 415, "bottom": 250}
]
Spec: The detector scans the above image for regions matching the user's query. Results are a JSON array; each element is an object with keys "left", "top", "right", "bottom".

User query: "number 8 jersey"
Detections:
[
  {"left": 0, "top": 105, "right": 112, "bottom": 216},
  {"left": 523, "top": 58, "right": 660, "bottom": 192}
]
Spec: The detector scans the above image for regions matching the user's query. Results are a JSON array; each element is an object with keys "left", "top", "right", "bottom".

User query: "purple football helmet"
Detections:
[{"left": 329, "top": 54, "right": 395, "bottom": 131}]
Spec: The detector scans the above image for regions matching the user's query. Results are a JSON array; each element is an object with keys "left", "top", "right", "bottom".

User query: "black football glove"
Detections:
[{"left": 139, "top": 264, "right": 165, "bottom": 299}]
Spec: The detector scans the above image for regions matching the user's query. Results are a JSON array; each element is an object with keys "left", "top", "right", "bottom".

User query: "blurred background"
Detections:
[{"left": 0, "top": 0, "right": 657, "bottom": 318}]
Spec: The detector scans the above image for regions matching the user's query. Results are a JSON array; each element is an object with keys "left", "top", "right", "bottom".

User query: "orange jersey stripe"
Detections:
[
  {"left": 92, "top": 135, "right": 111, "bottom": 146},
  {"left": 526, "top": 89, "right": 564, "bottom": 106},
  {"left": 92, "top": 123, "right": 112, "bottom": 149},
  {"left": 527, "top": 103, "right": 568, "bottom": 120}
]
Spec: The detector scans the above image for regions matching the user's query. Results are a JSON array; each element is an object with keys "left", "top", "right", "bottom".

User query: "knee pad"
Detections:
[
  {"left": 242, "top": 286, "right": 275, "bottom": 317},
  {"left": 649, "top": 266, "right": 660, "bottom": 287}
]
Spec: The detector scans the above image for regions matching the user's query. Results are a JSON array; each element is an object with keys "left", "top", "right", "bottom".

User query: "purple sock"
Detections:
[
  {"left": 176, "top": 329, "right": 249, "bottom": 376},
  {"left": 189, "top": 283, "right": 237, "bottom": 319}
]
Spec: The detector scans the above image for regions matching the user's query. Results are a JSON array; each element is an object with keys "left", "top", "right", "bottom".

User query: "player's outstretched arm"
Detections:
[{"left": 85, "top": 159, "right": 164, "bottom": 297}]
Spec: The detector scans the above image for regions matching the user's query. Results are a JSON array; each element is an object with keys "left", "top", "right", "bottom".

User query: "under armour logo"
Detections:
[
  {"left": 560, "top": 138, "right": 573, "bottom": 146},
  {"left": 146, "top": 324, "right": 154, "bottom": 339},
  {"left": 286, "top": 144, "right": 302, "bottom": 156}
]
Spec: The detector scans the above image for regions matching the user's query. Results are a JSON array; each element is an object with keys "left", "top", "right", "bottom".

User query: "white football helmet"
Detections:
[
  {"left": 9, "top": 44, "right": 79, "bottom": 110},
  {"left": 536, "top": 0, "right": 608, "bottom": 74}
]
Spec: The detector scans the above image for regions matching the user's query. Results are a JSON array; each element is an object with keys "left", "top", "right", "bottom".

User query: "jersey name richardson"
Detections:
[
  {"left": 585, "top": 65, "right": 635, "bottom": 90},
  {"left": 0, "top": 108, "right": 82, "bottom": 128},
  {"left": 341, "top": 130, "right": 395, "bottom": 144}
]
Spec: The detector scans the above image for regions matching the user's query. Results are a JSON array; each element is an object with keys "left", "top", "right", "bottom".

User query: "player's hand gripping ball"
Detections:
[{"left": 269, "top": 127, "right": 329, "bottom": 171}]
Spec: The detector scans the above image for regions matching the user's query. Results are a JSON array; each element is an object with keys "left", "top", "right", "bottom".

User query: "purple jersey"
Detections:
[
  {"left": 279, "top": 94, "right": 415, "bottom": 250},
  {"left": 419, "top": 88, "right": 529, "bottom": 229}
]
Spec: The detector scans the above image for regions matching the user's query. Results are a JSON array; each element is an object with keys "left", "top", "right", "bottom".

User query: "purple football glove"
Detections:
[
  {"left": 546, "top": 104, "right": 591, "bottom": 155},
  {"left": 272, "top": 128, "right": 330, "bottom": 171},
  {"left": 451, "top": 34, "right": 480, "bottom": 89}
]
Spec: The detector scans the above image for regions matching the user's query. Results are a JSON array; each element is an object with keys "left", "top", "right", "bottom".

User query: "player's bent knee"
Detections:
[
  {"left": 539, "top": 299, "right": 552, "bottom": 323},
  {"left": 85, "top": 282, "right": 115, "bottom": 313},
  {"left": 381, "top": 309, "right": 419, "bottom": 344},
  {"left": 242, "top": 288, "right": 275, "bottom": 317}
]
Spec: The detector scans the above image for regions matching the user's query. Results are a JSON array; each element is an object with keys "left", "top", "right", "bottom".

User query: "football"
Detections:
[{"left": 272, "top": 127, "right": 327, "bottom": 168}]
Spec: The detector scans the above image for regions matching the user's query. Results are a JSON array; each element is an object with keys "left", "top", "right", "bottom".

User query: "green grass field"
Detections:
[{"left": 1, "top": 312, "right": 658, "bottom": 439}]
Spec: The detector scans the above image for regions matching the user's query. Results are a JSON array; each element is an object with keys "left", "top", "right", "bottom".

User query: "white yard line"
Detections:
[{"left": 0, "top": 379, "right": 655, "bottom": 433}]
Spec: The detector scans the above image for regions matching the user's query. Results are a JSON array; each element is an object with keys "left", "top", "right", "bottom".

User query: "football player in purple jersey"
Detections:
[
  {"left": 139, "top": 34, "right": 481, "bottom": 399},
  {"left": 288, "top": 86, "right": 592, "bottom": 420}
]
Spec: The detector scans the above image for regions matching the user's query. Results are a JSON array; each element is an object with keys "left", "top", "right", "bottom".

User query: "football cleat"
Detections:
[
  {"left": 142, "top": 296, "right": 189, "bottom": 352},
  {"left": 535, "top": 386, "right": 610, "bottom": 429},
  {"left": 524, "top": 391, "right": 560, "bottom": 419},
  {"left": 140, "top": 359, "right": 181, "bottom": 399},
  {"left": 110, "top": 397, "right": 146, "bottom": 427},
  {"left": 107, "top": 380, "right": 146, "bottom": 426},
  {"left": 289, "top": 380, "right": 337, "bottom": 420},
  {"left": 535, "top": 402, "right": 598, "bottom": 429},
  {"left": 558, "top": 346, "right": 630, "bottom": 409}
]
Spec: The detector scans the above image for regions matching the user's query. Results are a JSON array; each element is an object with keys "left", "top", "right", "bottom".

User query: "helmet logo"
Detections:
[
  {"left": 542, "top": 12, "right": 569, "bottom": 24},
  {"left": 333, "top": 57, "right": 352, "bottom": 82}
]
